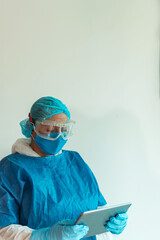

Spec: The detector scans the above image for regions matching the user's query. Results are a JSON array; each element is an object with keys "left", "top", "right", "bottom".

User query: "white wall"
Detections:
[{"left": 1, "top": 1, "right": 160, "bottom": 239}]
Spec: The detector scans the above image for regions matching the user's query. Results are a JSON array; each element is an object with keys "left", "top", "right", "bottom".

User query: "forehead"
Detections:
[{"left": 46, "top": 113, "right": 68, "bottom": 123}]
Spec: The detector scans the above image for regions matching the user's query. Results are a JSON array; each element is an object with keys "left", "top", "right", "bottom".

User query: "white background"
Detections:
[{"left": 0, "top": 1, "right": 160, "bottom": 239}]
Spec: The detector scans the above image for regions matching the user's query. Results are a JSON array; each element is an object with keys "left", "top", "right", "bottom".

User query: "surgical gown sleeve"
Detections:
[
  {"left": 97, "top": 188, "right": 107, "bottom": 206},
  {"left": 76, "top": 152, "right": 107, "bottom": 206},
  {"left": 0, "top": 159, "right": 24, "bottom": 227}
]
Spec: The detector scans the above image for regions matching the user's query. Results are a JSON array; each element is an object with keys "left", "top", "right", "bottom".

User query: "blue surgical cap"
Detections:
[{"left": 20, "top": 96, "right": 71, "bottom": 138}]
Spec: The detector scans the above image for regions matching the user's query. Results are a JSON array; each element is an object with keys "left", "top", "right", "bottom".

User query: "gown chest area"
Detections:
[{"left": 15, "top": 152, "right": 99, "bottom": 228}]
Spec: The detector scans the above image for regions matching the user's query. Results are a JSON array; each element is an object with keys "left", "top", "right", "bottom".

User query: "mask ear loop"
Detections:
[
  {"left": 28, "top": 113, "right": 34, "bottom": 124},
  {"left": 28, "top": 113, "right": 35, "bottom": 140}
]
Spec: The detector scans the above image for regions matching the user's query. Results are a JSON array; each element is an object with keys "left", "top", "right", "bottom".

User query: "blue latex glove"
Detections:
[
  {"left": 30, "top": 220, "right": 89, "bottom": 240},
  {"left": 105, "top": 212, "right": 128, "bottom": 235}
]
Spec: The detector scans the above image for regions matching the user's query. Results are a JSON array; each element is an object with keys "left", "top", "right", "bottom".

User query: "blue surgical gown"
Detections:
[{"left": 0, "top": 150, "right": 107, "bottom": 240}]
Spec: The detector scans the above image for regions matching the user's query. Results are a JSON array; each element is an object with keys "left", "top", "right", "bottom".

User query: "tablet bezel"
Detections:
[{"left": 75, "top": 202, "right": 132, "bottom": 238}]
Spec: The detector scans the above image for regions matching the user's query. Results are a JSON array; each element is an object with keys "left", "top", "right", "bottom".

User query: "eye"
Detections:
[
  {"left": 46, "top": 128, "right": 52, "bottom": 133},
  {"left": 61, "top": 127, "right": 68, "bottom": 133}
]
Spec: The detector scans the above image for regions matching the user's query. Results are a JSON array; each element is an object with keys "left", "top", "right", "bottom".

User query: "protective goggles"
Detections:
[{"left": 34, "top": 119, "right": 75, "bottom": 140}]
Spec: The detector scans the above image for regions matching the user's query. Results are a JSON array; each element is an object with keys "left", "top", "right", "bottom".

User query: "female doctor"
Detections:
[{"left": 0, "top": 96, "right": 128, "bottom": 240}]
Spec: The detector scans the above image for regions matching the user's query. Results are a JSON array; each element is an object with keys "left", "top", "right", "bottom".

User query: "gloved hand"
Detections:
[
  {"left": 30, "top": 220, "right": 89, "bottom": 240},
  {"left": 105, "top": 212, "right": 128, "bottom": 235}
]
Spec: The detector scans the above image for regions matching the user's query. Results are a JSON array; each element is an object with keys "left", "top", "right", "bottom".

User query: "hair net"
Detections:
[{"left": 20, "top": 96, "right": 71, "bottom": 138}]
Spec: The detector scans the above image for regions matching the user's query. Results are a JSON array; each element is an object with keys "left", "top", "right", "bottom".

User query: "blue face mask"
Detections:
[{"left": 34, "top": 133, "right": 68, "bottom": 155}]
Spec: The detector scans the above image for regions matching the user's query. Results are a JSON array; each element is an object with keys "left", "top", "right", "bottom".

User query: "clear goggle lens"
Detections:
[{"left": 34, "top": 120, "right": 75, "bottom": 140}]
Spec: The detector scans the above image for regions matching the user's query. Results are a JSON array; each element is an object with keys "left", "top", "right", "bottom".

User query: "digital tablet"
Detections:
[{"left": 75, "top": 202, "right": 132, "bottom": 238}]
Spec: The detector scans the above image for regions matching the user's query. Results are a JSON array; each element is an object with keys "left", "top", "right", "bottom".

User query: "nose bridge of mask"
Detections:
[{"left": 49, "top": 132, "right": 61, "bottom": 139}]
